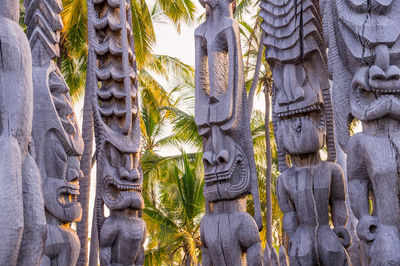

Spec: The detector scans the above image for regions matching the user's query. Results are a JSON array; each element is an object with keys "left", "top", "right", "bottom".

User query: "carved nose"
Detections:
[
  {"left": 370, "top": 65, "right": 400, "bottom": 83},
  {"left": 119, "top": 168, "right": 140, "bottom": 182},
  {"left": 369, "top": 65, "right": 386, "bottom": 81},
  {"left": 67, "top": 169, "right": 83, "bottom": 182},
  {"left": 216, "top": 149, "right": 229, "bottom": 165},
  {"left": 203, "top": 151, "right": 214, "bottom": 166}
]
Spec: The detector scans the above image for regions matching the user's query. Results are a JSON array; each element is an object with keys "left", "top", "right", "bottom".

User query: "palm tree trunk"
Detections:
[
  {"left": 76, "top": 72, "right": 94, "bottom": 266},
  {"left": 264, "top": 84, "right": 273, "bottom": 248},
  {"left": 248, "top": 33, "right": 265, "bottom": 115},
  {"left": 76, "top": 0, "right": 96, "bottom": 264}
]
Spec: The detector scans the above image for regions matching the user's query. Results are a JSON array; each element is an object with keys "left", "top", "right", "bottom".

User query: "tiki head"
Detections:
[
  {"left": 97, "top": 123, "right": 143, "bottom": 211},
  {"left": 195, "top": 0, "right": 255, "bottom": 203},
  {"left": 325, "top": 0, "right": 400, "bottom": 150},
  {"left": 199, "top": 0, "right": 235, "bottom": 14},
  {"left": 261, "top": 0, "right": 335, "bottom": 167},
  {"left": 271, "top": 51, "right": 327, "bottom": 157},
  {"left": 32, "top": 64, "right": 84, "bottom": 223}
]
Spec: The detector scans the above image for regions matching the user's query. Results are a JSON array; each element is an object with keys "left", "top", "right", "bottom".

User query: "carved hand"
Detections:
[
  {"left": 388, "top": 96, "right": 400, "bottom": 120},
  {"left": 365, "top": 96, "right": 392, "bottom": 120},
  {"left": 333, "top": 226, "right": 351, "bottom": 248},
  {"left": 356, "top": 215, "right": 379, "bottom": 242}
]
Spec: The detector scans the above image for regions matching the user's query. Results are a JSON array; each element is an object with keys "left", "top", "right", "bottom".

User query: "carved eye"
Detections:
[
  {"left": 54, "top": 141, "right": 67, "bottom": 163},
  {"left": 106, "top": 143, "right": 121, "bottom": 168},
  {"left": 122, "top": 153, "right": 134, "bottom": 170}
]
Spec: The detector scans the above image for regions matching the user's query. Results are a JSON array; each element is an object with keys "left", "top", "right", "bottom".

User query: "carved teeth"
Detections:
[{"left": 204, "top": 154, "right": 245, "bottom": 184}]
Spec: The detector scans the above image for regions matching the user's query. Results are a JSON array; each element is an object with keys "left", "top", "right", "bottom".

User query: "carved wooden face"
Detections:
[
  {"left": 276, "top": 111, "right": 325, "bottom": 155},
  {"left": 345, "top": 0, "right": 394, "bottom": 13},
  {"left": 43, "top": 131, "right": 82, "bottom": 223},
  {"left": 336, "top": 0, "right": 400, "bottom": 117},
  {"left": 201, "top": 126, "right": 251, "bottom": 201},
  {"left": 101, "top": 141, "right": 143, "bottom": 211},
  {"left": 272, "top": 52, "right": 326, "bottom": 117}
]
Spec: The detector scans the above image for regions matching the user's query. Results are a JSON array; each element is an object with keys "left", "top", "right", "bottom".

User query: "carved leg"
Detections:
[
  {"left": 40, "top": 255, "right": 51, "bottom": 266},
  {"left": 317, "top": 226, "right": 349, "bottom": 266},
  {"left": 246, "top": 242, "right": 263, "bottom": 265},
  {"left": 134, "top": 246, "right": 145, "bottom": 266},
  {"left": 202, "top": 247, "right": 212, "bottom": 266},
  {"left": 99, "top": 247, "right": 112, "bottom": 266},
  {"left": 288, "top": 226, "right": 315, "bottom": 266}
]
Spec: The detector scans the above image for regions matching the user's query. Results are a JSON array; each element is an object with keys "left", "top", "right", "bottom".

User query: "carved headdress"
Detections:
[
  {"left": 260, "top": 0, "right": 336, "bottom": 169},
  {"left": 323, "top": 0, "right": 400, "bottom": 151}
]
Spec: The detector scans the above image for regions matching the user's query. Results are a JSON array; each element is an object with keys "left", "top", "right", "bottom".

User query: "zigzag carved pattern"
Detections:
[
  {"left": 92, "top": 0, "right": 138, "bottom": 135},
  {"left": 24, "top": 0, "right": 63, "bottom": 60},
  {"left": 260, "top": 0, "right": 326, "bottom": 65}
]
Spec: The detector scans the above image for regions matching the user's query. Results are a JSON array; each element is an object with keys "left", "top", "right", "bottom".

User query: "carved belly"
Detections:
[{"left": 201, "top": 213, "right": 245, "bottom": 266}]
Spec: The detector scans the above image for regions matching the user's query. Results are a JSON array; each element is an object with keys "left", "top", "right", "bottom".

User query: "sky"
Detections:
[{"left": 150, "top": 1, "right": 266, "bottom": 112}]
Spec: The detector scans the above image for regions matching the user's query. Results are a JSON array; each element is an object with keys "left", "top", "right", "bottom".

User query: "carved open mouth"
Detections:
[
  {"left": 276, "top": 103, "right": 322, "bottom": 118},
  {"left": 57, "top": 186, "right": 79, "bottom": 206},
  {"left": 204, "top": 154, "right": 245, "bottom": 186},
  {"left": 104, "top": 179, "right": 142, "bottom": 202},
  {"left": 374, "top": 88, "right": 400, "bottom": 95}
]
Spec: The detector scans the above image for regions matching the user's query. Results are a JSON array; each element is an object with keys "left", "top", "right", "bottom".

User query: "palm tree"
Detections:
[{"left": 144, "top": 153, "right": 204, "bottom": 265}]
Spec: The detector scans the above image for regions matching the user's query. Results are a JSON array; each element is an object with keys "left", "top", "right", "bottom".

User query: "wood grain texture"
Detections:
[
  {"left": 195, "top": 1, "right": 263, "bottom": 265},
  {"left": 0, "top": 1, "right": 46, "bottom": 265},
  {"left": 24, "top": 0, "right": 84, "bottom": 264},
  {"left": 260, "top": 0, "right": 351, "bottom": 264},
  {"left": 324, "top": 0, "right": 400, "bottom": 264},
  {"left": 87, "top": 0, "right": 146, "bottom": 264}
]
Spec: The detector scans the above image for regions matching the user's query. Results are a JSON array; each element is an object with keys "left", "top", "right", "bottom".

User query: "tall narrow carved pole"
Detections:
[
  {"left": 260, "top": 0, "right": 351, "bottom": 264},
  {"left": 323, "top": 0, "right": 400, "bottom": 264},
  {"left": 264, "top": 85, "right": 273, "bottom": 248},
  {"left": 24, "top": 0, "right": 85, "bottom": 264},
  {"left": 0, "top": 1, "right": 46, "bottom": 265},
  {"left": 195, "top": 1, "right": 263, "bottom": 265},
  {"left": 87, "top": 0, "right": 146, "bottom": 264}
]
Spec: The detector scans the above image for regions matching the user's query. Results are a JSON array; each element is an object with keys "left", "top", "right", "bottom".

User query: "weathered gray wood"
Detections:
[
  {"left": 24, "top": 0, "right": 84, "bottom": 264},
  {"left": 0, "top": 1, "right": 47, "bottom": 265},
  {"left": 195, "top": 1, "right": 263, "bottom": 265},
  {"left": 87, "top": 0, "right": 146, "bottom": 265},
  {"left": 260, "top": 0, "right": 351, "bottom": 264},
  {"left": 323, "top": 0, "right": 400, "bottom": 264}
]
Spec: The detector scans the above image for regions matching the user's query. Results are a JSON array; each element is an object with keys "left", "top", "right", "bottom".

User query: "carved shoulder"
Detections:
[
  {"left": 43, "top": 225, "right": 64, "bottom": 259},
  {"left": 194, "top": 22, "right": 207, "bottom": 37}
]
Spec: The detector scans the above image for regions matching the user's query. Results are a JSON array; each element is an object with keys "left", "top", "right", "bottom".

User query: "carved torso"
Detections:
[
  {"left": 100, "top": 212, "right": 146, "bottom": 266},
  {"left": 280, "top": 161, "right": 337, "bottom": 226},
  {"left": 278, "top": 161, "right": 350, "bottom": 265},
  {"left": 348, "top": 132, "right": 400, "bottom": 230},
  {"left": 42, "top": 224, "right": 80, "bottom": 266},
  {"left": 200, "top": 200, "right": 261, "bottom": 266}
]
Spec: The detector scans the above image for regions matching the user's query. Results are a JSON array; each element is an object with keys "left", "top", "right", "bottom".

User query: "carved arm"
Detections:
[
  {"left": 99, "top": 218, "right": 118, "bottom": 265},
  {"left": 347, "top": 138, "right": 370, "bottom": 220},
  {"left": 330, "top": 164, "right": 348, "bottom": 227},
  {"left": 277, "top": 175, "right": 297, "bottom": 238}
]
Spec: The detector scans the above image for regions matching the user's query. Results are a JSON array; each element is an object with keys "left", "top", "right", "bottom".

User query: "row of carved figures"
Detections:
[
  {"left": 0, "top": 0, "right": 144, "bottom": 265},
  {"left": 195, "top": 0, "right": 400, "bottom": 265},
  {"left": 0, "top": 0, "right": 400, "bottom": 265}
]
